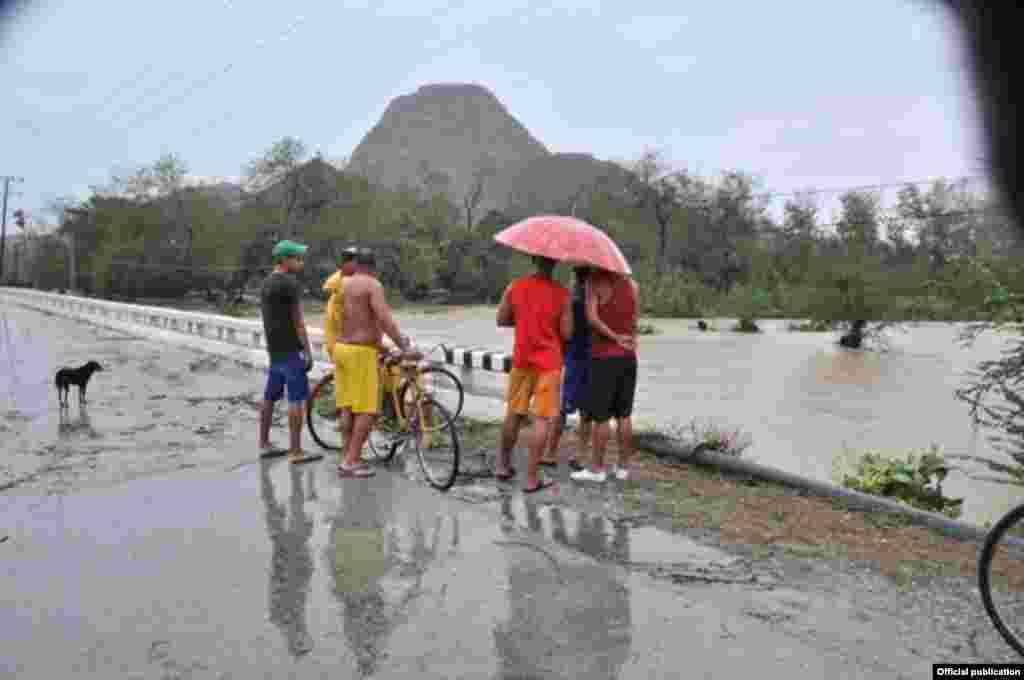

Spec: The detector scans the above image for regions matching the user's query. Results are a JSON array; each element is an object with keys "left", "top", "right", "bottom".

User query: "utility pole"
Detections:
[{"left": 1, "top": 176, "right": 25, "bottom": 284}]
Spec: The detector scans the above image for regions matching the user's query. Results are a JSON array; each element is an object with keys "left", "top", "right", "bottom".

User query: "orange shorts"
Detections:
[{"left": 505, "top": 367, "right": 561, "bottom": 419}]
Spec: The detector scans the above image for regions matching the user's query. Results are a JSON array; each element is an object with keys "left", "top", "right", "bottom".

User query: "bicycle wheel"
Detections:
[
  {"left": 404, "top": 397, "right": 460, "bottom": 491},
  {"left": 979, "top": 502, "right": 1024, "bottom": 657},
  {"left": 399, "top": 366, "right": 465, "bottom": 426},
  {"left": 366, "top": 388, "right": 404, "bottom": 462},
  {"left": 307, "top": 373, "right": 342, "bottom": 451}
]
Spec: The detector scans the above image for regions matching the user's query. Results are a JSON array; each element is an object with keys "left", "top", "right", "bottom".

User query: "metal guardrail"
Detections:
[{"left": 0, "top": 287, "right": 511, "bottom": 403}]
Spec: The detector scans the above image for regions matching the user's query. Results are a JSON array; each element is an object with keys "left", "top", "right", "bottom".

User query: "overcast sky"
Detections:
[{"left": 2, "top": 0, "right": 985, "bottom": 226}]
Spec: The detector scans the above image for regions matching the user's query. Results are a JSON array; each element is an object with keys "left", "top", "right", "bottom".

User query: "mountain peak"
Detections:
[
  {"left": 414, "top": 82, "right": 497, "bottom": 98},
  {"left": 347, "top": 83, "right": 549, "bottom": 215}
]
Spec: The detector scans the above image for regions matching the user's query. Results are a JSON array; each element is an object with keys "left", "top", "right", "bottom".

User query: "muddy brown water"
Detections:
[{"left": 389, "top": 312, "right": 1024, "bottom": 526}]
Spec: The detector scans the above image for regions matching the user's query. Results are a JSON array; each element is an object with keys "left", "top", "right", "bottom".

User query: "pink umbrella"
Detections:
[{"left": 494, "top": 215, "right": 632, "bottom": 275}]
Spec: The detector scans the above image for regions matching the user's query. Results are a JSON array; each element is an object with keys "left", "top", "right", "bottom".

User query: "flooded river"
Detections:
[{"left": 393, "top": 311, "right": 1024, "bottom": 525}]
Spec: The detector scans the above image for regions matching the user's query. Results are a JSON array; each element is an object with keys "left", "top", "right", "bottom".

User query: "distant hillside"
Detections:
[{"left": 502, "top": 152, "right": 634, "bottom": 218}]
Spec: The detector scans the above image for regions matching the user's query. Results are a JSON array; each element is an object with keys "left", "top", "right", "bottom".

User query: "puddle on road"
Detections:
[
  {"left": 627, "top": 527, "right": 741, "bottom": 568},
  {"left": 495, "top": 492, "right": 743, "bottom": 574},
  {"left": 1, "top": 458, "right": 781, "bottom": 679}
]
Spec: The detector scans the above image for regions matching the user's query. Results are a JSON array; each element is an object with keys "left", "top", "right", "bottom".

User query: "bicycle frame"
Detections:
[{"left": 378, "top": 355, "right": 431, "bottom": 437}]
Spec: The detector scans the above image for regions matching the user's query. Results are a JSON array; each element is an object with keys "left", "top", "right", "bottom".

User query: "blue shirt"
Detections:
[{"left": 565, "top": 286, "right": 591, "bottom": 361}]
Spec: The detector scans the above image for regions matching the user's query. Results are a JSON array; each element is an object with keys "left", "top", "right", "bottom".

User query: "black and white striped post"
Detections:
[{"left": 442, "top": 345, "right": 513, "bottom": 374}]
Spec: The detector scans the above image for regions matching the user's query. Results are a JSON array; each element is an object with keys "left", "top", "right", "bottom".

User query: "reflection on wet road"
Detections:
[
  {"left": 495, "top": 495, "right": 632, "bottom": 678},
  {"left": 3, "top": 457, "right": 943, "bottom": 678},
  {"left": 262, "top": 463, "right": 316, "bottom": 658}
]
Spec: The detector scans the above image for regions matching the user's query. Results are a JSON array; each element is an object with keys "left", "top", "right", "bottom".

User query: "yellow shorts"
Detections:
[
  {"left": 333, "top": 344, "right": 380, "bottom": 415},
  {"left": 506, "top": 367, "right": 561, "bottom": 419}
]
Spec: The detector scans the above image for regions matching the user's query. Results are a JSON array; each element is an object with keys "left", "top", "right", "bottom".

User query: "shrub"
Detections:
[
  {"left": 832, "top": 445, "right": 963, "bottom": 518},
  {"left": 788, "top": 319, "right": 838, "bottom": 332},
  {"left": 637, "top": 268, "right": 719, "bottom": 317},
  {"left": 725, "top": 284, "right": 770, "bottom": 332},
  {"left": 636, "top": 319, "right": 659, "bottom": 335},
  {"left": 662, "top": 418, "right": 753, "bottom": 458}
]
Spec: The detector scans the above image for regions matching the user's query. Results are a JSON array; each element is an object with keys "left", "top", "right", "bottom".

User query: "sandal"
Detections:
[
  {"left": 337, "top": 463, "right": 375, "bottom": 478},
  {"left": 495, "top": 466, "right": 517, "bottom": 481},
  {"left": 258, "top": 444, "right": 288, "bottom": 459},
  {"left": 523, "top": 479, "right": 556, "bottom": 494},
  {"left": 289, "top": 451, "right": 324, "bottom": 464}
]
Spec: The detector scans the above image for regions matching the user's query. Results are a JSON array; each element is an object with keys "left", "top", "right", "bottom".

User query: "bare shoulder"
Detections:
[{"left": 347, "top": 274, "right": 374, "bottom": 294}]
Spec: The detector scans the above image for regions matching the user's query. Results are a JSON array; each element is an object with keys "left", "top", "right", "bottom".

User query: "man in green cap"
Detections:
[{"left": 258, "top": 240, "right": 322, "bottom": 464}]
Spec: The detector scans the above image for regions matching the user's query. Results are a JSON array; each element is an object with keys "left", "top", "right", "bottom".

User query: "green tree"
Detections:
[
  {"left": 245, "top": 137, "right": 310, "bottom": 238},
  {"left": 625, "top": 148, "right": 683, "bottom": 275},
  {"left": 836, "top": 190, "right": 881, "bottom": 251}
]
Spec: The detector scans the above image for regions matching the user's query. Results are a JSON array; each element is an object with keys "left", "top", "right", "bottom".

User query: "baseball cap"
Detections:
[
  {"left": 272, "top": 240, "right": 308, "bottom": 261},
  {"left": 355, "top": 247, "right": 376, "bottom": 266},
  {"left": 339, "top": 246, "right": 359, "bottom": 265}
]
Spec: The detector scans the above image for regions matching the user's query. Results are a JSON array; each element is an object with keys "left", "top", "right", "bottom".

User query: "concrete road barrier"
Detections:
[{"left": 0, "top": 287, "right": 510, "bottom": 409}]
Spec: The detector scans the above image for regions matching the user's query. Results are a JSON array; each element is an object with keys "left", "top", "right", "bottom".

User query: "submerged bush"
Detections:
[
  {"left": 833, "top": 445, "right": 963, "bottom": 518},
  {"left": 788, "top": 319, "right": 839, "bottom": 332}
]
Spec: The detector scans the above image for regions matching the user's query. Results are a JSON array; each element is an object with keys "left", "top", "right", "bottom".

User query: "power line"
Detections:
[
  {"left": 749, "top": 176, "right": 986, "bottom": 202},
  {"left": 183, "top": 0, "right": 473, "bottom": 142},
  {"left": 91, "top": 0, "right": 237, "bottom": 124},
  {"left": 113, "top": 13, "right": 309, "bottom": 133}
]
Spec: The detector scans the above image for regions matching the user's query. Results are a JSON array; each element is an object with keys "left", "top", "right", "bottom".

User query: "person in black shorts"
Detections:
[
  {"left": 571, "top": 270, "right": 639, "bottom": 483},
  {"left": 258, "top": 240, "right": 322, "bottom": 464}
]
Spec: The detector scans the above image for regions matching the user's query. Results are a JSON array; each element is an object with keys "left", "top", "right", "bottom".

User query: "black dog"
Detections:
[{"left": 55, "top": 361, "right": 104, "bottom": 407}]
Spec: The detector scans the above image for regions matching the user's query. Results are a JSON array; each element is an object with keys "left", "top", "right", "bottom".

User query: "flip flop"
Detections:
[
  {"left": 289, "top": 452, "right": 324, "bottom": 464},
  {"left": 522, "top": 480, "right": 556, "bottom": 494},
  {"left": 259, "top": 445, "right": 288, "bottom": 459},
  {"left": 567, "top": 459, "right": 584, "bottom": 471},
  {"left": 494, "top": 467, "right": 517, "bottom": 481},
  {"left": 337, "top": 463, "right": 375, "bottom": 478}
]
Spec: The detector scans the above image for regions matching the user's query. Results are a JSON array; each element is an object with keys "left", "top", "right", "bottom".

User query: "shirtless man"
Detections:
[{"left": 334, "top": 248, "right": 410, "bottom": 478}]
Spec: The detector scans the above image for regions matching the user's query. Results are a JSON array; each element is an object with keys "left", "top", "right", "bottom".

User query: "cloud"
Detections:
[{"left": 616, "top": 15, "right": 689, "bottom": 46}]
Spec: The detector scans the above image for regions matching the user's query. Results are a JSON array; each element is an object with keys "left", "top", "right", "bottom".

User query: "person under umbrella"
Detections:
[
  {"left": 571, "top": 268, "right": 639, "bottom": 483},
  {"left": 494, "top": 255, "right": 573, "bottom": 493},
  {"left": 543, "top": 265, "right": 592, "bottom": 471}
]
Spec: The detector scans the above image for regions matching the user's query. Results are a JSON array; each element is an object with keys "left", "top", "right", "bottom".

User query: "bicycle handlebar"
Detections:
[{"left": 380, "top": 349, "right": 425, "bottom": 366}]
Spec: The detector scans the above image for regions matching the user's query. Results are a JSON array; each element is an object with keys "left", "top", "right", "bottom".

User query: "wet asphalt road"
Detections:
[{"left": 0, "top": 301, "right": 1012, "bottom": 677}]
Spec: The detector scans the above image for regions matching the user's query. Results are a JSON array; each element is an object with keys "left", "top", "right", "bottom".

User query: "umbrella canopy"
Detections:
[{"left": 494, "top": 215, "right": 632, "bottom": 275}]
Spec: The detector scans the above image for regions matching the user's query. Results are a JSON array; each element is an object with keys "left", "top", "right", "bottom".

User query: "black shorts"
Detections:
[{"left": 584, "top": 356, "right": 638, "bottom": 423}]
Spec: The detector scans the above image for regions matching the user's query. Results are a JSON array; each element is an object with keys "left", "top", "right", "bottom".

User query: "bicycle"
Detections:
[
  {"left": 979, "top": 502, "right": 1024, "bottom": 656},
  {"left": 308, "top": 342, "right": 463, "bottom": 436},
  {"left": 307, "top": 344, "right": 461, "bottom": 491}
]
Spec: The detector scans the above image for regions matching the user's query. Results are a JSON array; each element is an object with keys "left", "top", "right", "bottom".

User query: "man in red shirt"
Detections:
[
  {"left": 571, "top": 270, "right": 639, "bottom": 483},
  {"left": 495, "top": 255, "right": 573, "bottom": 493}
]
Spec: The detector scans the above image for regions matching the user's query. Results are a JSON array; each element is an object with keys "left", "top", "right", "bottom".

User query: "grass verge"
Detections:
[{"left": 621, "top": 446, "right": 998, "bottom": 588}]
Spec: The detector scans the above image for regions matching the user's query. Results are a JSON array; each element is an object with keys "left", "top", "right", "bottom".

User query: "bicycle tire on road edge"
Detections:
[{"left": 979, "top": 502, "right": 1024, "bottom": 657}]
